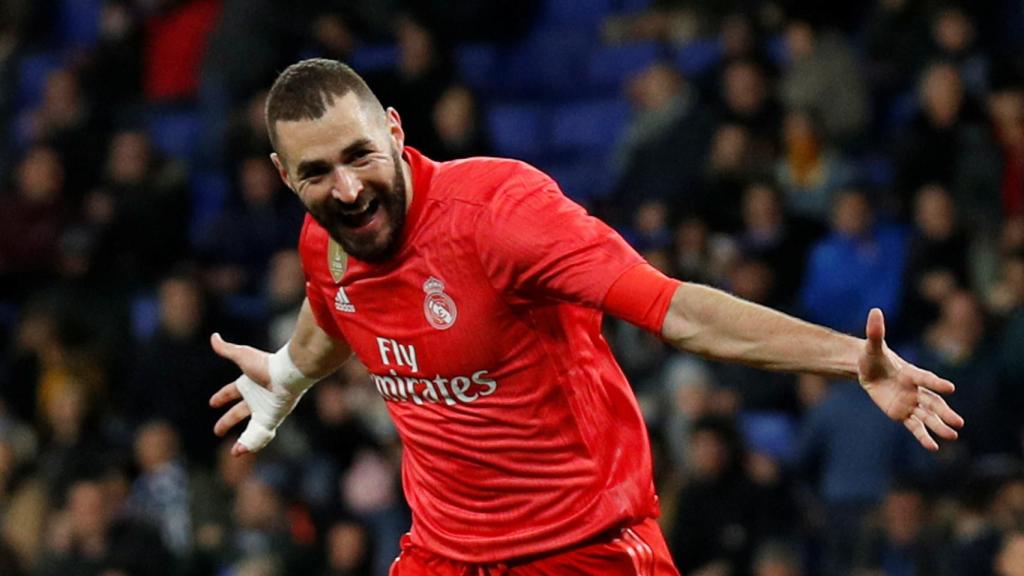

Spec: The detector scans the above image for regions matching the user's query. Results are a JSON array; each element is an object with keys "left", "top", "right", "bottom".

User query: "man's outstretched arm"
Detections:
[
  {"left": 209, "top": 299, "right": 352, "bottom": 455},
  {"left": 660, "top": 282, "right": 965, "bottom": 451}
]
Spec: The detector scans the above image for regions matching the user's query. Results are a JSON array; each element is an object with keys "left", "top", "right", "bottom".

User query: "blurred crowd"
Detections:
[{"left": 0, "top": 1, "right": 1023, "bottom": 575}]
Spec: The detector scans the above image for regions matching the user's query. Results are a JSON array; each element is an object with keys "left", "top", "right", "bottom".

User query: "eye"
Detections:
[{"left": 350, "top": 150, "right": 374, "bottom": 167}]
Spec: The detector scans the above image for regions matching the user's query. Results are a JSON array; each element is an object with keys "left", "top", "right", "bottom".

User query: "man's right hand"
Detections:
[{"left": 210, "top": 333, "right": 317, "bottom": 456}]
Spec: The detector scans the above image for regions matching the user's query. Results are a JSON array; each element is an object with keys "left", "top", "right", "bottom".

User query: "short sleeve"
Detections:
[
  {"left": 474, "top": 163, "right": 645, "bottom": 308},
  {"left": 305, "top": 281, "right": 346, "bottom": 340}
]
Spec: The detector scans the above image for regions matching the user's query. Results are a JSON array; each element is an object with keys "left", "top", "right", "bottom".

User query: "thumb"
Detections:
[
  {"left": 210, "top": 332, "right": 237, "bottom": 361},
  {"left": 866, "top": 308, "right": 885, "bottom": 353},
  {"left": 211, "top": 333, "right": 269, "bottom": 384}
]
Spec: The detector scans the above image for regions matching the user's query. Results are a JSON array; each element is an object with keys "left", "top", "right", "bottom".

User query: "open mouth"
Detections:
[{"left": 338, "top": 198, "right": 381, "bottom": 230}]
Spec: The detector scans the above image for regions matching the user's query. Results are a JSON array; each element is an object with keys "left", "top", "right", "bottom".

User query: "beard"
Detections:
[{"left": 309, "top": 147, "right": 408, "bottom": 263}]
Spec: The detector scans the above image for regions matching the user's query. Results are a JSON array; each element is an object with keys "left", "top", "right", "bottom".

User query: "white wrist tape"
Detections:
[{"left": 235, "top": 343, "right": 318, "bottom": 452}]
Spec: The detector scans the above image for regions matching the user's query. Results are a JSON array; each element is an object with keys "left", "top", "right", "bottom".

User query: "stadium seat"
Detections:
[
  {"left": 189, "top": 170, "right": 230, "bottom": 245},
  {"left": 587, "top": 42, "right": 662, "bottom": 92},
  {"left": 548, "top": 98, "right": 631, "bottom": 155},
  {"left": 486, "top": 103, "right": 548, "bottom": 159},
  {"left": 612, "top": 0, "right": 652, "bottom": 13},
  {"left": 501, "top": 27, "right": 593, "bottom": 98},
  {"left": 131, "top": 294, "right": 160, "bottom": 341},
  {"left": 147, "top": 107, "right": 203, "bottom": 162},
  {"left": 541, "top": 157, "right": 608, "bottom": 202},
  {"left": 15, "top": 51, "right": 63, "bottom": 110},
  {"left": 56, "top": 0, "right": 102, "bottom": 49},
  {"left": 539, "top": 0, "right": 613, "bottom": 29},
  {"left": 739, "top": 411, "right": 798, "bottom": 463},
  {"left": 456, "top": 44, "right": 500, "bottom": 94},
  {"left": 674, "top": 39, "right": 723, "bottom": 79},
  {"left": 347, "top": 44, "right": 400, "bottom": 73}
]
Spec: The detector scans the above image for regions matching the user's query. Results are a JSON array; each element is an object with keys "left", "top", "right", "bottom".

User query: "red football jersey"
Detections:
[{"left": 299, "top": 148, "right": 663, "bottom": 562}]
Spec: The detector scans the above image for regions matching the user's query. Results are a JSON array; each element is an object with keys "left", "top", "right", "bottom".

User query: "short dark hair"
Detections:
[{"left": 265, "top": 58, "right": 383, "bottom": 151}]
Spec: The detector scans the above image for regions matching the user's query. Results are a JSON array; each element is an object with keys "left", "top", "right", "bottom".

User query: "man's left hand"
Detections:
[{"left": 858, "top": 308, "right": 965, "bottom": 451}]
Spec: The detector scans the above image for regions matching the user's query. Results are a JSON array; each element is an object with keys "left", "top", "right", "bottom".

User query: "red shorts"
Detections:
[{"left": 389, "top": 517, "right": 681, "bottom": 576}]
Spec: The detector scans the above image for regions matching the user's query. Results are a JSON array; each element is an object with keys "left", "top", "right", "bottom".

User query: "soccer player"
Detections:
[{"left": 209, "top": 59, "right": 964, "bottom": 575}]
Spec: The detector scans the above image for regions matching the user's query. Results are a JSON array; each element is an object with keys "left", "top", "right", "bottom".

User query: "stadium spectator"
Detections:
[
  {"left": 265, "top": 249, "right": 306, "bottom": 349},
  {"left": 799, "top": 189, "right": 908, "bottom": 334},
  {"left": 894, "top": 62, "right": 1001, "bottom": 226},
  {"left": 779, "top": 19, "right": 870, "bottom": 144},
  {"left": 612, "top": 62, "right": 715, "bottom": 219},
  {"left": 996, "top": 531, "right": 1024, "bottom": 576},
  {"left": 752, "top": 541, "right": 804, "bottom": 576},
  {"left": 429, "top": 84, "right": 491, "bottom": 161},
  {"left": 35, "top": 477, "right": 170, "bottom": 576},
  {"left": 128, "top": 270, "right": 235, "bottom": 464},
  {"left": 670, "top": 415, "right": 796, "bottom": 576},
  {"left": 854, "top": 482, "right": 945, "bottom": 576},
  {"left": 16, "top": 67, "right": 106, "bottom": 192},
  {"left": 716, "top": 59, "right": 780, "bottom": 168},
  {"left": 736, "top": 181, "right": 821, "bottom": 308},
  {"left": 128, "top": 420, "right": 192, "bottom": 557},
  {"left": 320, "top": 518, "right": 374, "bottom": 576},
  {"left": 0, "top": 146, "right": 64, "bottom": 299},
  {"left": 775, "top": 108, "right": 858, "bottom": 224},
  {"left": 196, "top": 155, "right": 304, "bottom": 296},
  {"left": 928, "top": 5, "right": 989, "bottom": 96},
  {"left": 989, "top": 78, "right": 1024, "bottom": 219},
  {"left": 85, "top": 129, "right": 189, "bottom": 288},
  {"left": 918, "top": 291, "right": 1007, "bottom": 458},
  {"left": 795, "top": 378, "right": 935, "bottom": 576},
  {"left": 898, "top": 184, "right": 972, "bottom": 339}
]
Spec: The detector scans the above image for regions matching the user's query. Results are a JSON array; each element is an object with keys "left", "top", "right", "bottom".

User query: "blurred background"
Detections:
[{"left": 1, "top": 0, "right": 1024, "bottom": 575}]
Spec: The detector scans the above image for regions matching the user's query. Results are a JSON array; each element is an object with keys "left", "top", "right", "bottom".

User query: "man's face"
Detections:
[{"left": 272, "top": 92, "right": 407, "bottom": 262}]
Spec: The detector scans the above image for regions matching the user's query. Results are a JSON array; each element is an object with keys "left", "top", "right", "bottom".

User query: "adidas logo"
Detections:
[{"left": 335, "top": 287, "right": 355, "bottom": 313}]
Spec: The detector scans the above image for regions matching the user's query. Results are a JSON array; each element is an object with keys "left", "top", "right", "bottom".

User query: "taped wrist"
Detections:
[{"left": 268, "top": 343, "right": 318, "bottom": 395}]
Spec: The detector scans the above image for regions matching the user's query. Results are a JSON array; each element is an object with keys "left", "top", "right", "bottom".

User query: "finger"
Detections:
[
  {"left": 910, "top": 367, "right": 955, "bottom": 395},
  {"left": 920, "top": 388, "right": 966, "bottom": 429},
  {"left": 214, "top": 402, "right": 251, "bottom": 437},
  {"left": 865, "top": 308, "right": 885, "bottom": 353},
  {"left": 913, "top": 405, "right": 958, "bottom": 441},
  {"left": 231, "top": 443, "right": 250, "bottom": 457},
  {"left": 210, "top": 381, "right": 242, "bottom": 408},
  {"left": 904, "top": 415, "right": 939, "bottom": 451}
]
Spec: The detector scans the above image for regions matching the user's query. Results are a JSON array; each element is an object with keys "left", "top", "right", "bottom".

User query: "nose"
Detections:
[{"left": 330, "top": 164, "right": 363, "bottom": 203}]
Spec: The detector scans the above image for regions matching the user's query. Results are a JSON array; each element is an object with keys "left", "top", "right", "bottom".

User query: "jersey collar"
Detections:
[{"left": 397, "top": 146, "right": 435, "bottom": 253}]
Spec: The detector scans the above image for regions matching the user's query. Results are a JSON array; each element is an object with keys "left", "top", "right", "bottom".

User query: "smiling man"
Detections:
[{"left": 209, "top": 59, "right": 964, "bottom": 576}]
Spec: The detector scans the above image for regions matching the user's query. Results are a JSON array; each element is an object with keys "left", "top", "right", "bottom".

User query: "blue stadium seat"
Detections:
[
  {"left": 456, "top": 44, "right": 500, "bottom": 94},
  {"left": 501, "top": 28, "right": 593, "bottom": 98},
  {"left": 612, "top": 0, "right": 652, "bottom": 13},
  {"left": 486, "top": 104, "right": 548, "bottom": 159},
  {"left": 859, "top": 154, "right": 895, "bottom": 190},
  {"left": 539, "top": 0, "right": 613, "bottom": 29},
  {"left": 541, "top": 157, "right": 608, "bottom": 202},
  {"left": 739, "top": 411, "right": 797, "bottom": 463},
  {"left": 548, "top": 99, "right": 631, "bottom": 155},
  {"left": 766, "top": 35, "right": 789, "bottom": 68},
  {"left": 189, "top": 170, "right": 230, "bottom": 244},
  {"left": 347, "top": 44, "right": 400, "bottom": 73},
  {"left": 131, "top": 294, "right": 160, "bottom": 341},
  {"left": 148, "top": 107, "right": 203, "bottom": 162},
  {"left": 587, "top": 42, "right": 662, "bottom": 92},
  {"left": 56, "top": 0, "right": 102, "bottom": 49},
  {"left": 15, "top": 51, "right": 63, "bottom": 110},
  {"left": 675, "top": 39, "right": 723, "bottom": 79}
]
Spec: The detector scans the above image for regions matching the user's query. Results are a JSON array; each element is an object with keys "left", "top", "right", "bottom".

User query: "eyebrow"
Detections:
[{"left": 295, "top": 138, "right": 375, "bottom": 180}]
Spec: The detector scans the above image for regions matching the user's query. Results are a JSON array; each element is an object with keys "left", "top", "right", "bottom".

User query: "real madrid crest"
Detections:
[
  {"left": 327, "top": 238, "right": 348, "bottom": 283},
  {"left": 423, "top": 277, "right": 457, "bottom": 330}
]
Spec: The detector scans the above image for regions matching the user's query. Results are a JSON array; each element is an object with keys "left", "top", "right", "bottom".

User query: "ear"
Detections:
[
  {"left": 386, "top": 107, "right": 405, "bottom": 151},
  {"left": 270, "top": 153, "right": 295, "bottom": 193}
]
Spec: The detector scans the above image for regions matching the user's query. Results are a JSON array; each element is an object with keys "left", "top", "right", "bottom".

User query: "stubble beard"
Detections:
[{"left": 317, "top": 148, "right": 407, "bottom": 263}]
